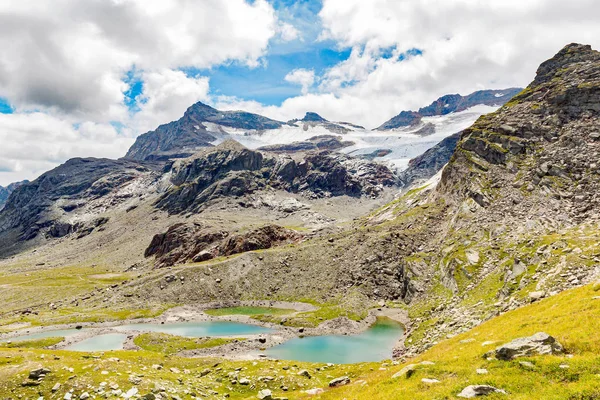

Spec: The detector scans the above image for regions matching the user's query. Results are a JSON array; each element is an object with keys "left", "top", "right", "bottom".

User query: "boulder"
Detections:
[
  {"left": 329, "top": 376, "right": 350, "bottom": 387},
  {"left": 28, "top": 368, "right": 51, "bottom": 380},
  {"left": 297, "top": 369, "right": 311, "bottom": 379},
  {"left": 528, "top": 291, "right": 546, "bottom": 302},
  {"left": 257, "top": 389, "right": 273, "bottom": 400},
  {"left": 392, "top": 364, "right": 418, "bottom": 379},
  {"left": 458, "top": 385, "right": 506, "bottom": 398},
  {"left": 495, "top": 332, "right": 564, "bottom": 360}
]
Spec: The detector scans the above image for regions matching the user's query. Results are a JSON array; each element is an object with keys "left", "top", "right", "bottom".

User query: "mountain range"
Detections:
[{"left": 1, "top": 43, "right": 599, "bottom": 400}]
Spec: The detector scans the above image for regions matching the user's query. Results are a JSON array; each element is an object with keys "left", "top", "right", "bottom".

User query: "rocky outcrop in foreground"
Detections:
[
  {"left": 494, "top": 332, "right": 564, "bottom": 360},
  {"left": 145, "top": 223, "right": 303, "bottom": 268}
]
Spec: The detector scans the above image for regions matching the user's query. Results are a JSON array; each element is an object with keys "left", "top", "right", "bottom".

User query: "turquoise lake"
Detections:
[
  {"left": 8, "top": 329, "right": 85, "bottom": 341},
  {"left": 115, "top": 321, "right": 273, "bottom": 337},
  {"left": 67, "top": 333, "right": 128, "bottom": 352},
  {"left": 265, "top": 318, "right": 404, "bottom": 364}
]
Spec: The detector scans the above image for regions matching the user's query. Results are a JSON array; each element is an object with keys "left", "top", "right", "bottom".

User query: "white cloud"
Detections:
[
  {"left": 277, "top": 22, "right": 301, "bottom": 42},
  {"left": 131, "top": 69, "right": 211, "bottom": 134},
  {"left": 0, "top": 112, "right": 134, "bottom": 186},
  {"left": 218, "top": 1, "right": 600, "bottom": 129},
  {"left": 0, "top": 0, "right": 278, "bottom": 185},
  {"left": 3, "top": 0, "right": 600, "bottom": 185},
  {"left": 305, "top": 0, "right": 600, "bottom": 126},
  {"left": 284, "top": 69, "right": 315, "bottom": 95},
  {"left": 0, "top": 0, "right": 277, "bottom": 119}
]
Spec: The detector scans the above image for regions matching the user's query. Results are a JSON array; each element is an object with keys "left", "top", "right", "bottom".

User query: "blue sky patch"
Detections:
[
  {"left": 195, "top": 45, "right": 351, "bottom": 105},
  {"left": 123, "top": 69, "right": 144, "bottom": 112},
  {"left": 0, "top": 97, "right": 13, "bottom": 114}
]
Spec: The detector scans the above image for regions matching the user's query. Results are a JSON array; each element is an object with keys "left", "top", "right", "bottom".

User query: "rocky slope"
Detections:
[
  {"left": 156, "top": 140, "right": 398, "bottom": 214},
  {"left": 0, "top": 138, "right": 400, "bottom": 262},
  {"left": 145, "top": 223, "right": 304, "bottom": 268},
  {"left": 0, "top": 180, "right": 28, "bottom": 210},
  {"left": 398, "top": 132, "right": 461, "bottom": 187},
  {"left": 376, "top": 88, "right": 522, "bottom": 130},
  {"left": 0, "top": 158, "right": 157, "bottom": 246},
  {"left": 393, "top": 43, "right": 600, "bottom": 354}
]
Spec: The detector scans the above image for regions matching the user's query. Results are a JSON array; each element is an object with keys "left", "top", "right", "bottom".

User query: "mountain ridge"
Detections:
[
  {"left": 376, "top": 88, "right": 523, "bottom": 130},
  {"left": 0, "top": 180, "right": 29, "bottom": 211}
]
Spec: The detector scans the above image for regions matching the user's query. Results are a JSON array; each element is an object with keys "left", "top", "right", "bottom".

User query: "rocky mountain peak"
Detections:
[
  {"left": 183, "top": 101, "right": 219, "bottom": 118},
  {"left": 438, "top": 43, "right": 600, "bottom": 222},
  {"left": 533, "top": 43, "right": 599, "bottom": 87},
  {"left": 301, "top": 112, "right": 327, "bottom": 122}
]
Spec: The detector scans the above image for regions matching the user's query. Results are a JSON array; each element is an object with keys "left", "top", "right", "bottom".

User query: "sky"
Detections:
[{"left": 0, "top": 0, "right": 600, "bottom": 185}]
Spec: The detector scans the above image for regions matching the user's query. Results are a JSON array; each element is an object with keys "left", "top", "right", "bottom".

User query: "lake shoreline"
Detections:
[{"left": 0, "top": 300, "right": 409, "bottom": 361}]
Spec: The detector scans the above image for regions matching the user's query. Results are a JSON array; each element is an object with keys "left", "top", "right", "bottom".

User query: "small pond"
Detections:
[
  {"left": 67, "top": 333, "right": 128, "bottom": 352},
  {"left": 115, "top": 321, "right": 273, "bottom": 337},
  {"left": 265, "top": 318, "right": 403, "bottom": 364},
  {"left": 8, "top": 328, "right": 85, "bottom": 342}
]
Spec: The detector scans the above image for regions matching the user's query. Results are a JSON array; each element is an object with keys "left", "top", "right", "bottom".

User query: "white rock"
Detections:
[
  {"left": 457, "top": 385, "right": 506, "bottom": 398},
  {"left": 257, "top": 389, "right": 272, "bottom": 400},
  {"left": 122, "top": 388, "right": 138, "bottom": 399},
  {"left": 304, "top": 388, "right": 324, "bottom": 395}
]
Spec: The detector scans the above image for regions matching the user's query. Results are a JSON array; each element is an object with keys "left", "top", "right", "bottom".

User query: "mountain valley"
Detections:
[{"left": 0, "top": 43, "right": 599, "bottom": 400}]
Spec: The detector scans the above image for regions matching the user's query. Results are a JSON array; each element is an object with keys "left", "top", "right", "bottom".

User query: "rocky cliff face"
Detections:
[
  {"left": 376, "top": 88, "right": 522, "bottom": 130},
  {"left": 439, "top": 43, "right": 600, "bottom": 220},
  {"left": 0, "top": 158, "right": 156, "bottom": 242},
  {"left": 0, "top": 180, "right": 29, "bottom": 211},
  {"left": 389, "top": 43, "right": 600, "bottom": 354},
  {"left": 156, "top": 140, "right": 399, "bottom": 214},
  {"left": 399, "top": 132, "right": 461, "bottom": 186},
  {"left": 125, "top": 102, "right": 285, "bottom": 161}
]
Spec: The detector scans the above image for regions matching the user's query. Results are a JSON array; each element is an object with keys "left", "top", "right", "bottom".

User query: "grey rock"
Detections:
[
  {"left": 495, "top": 332, "right": 564, "bottom": 360},
  {"left": 297, "top": 369, "right": 311, "bottom": 379},
  {"left": 528, "top": 291, "right": 546, "bottom": 302},
  {"left": 328, "top": 376, "right": 350, "bottom": 387},
  {"left": 257, "top": 389, "right": 273, "bottom": 400},
  {"left": 457, "top": 385, "right": 507, "bottom": 398},
  {"left": 29, "top": 368, "right": 51, "bottom": 380}
]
